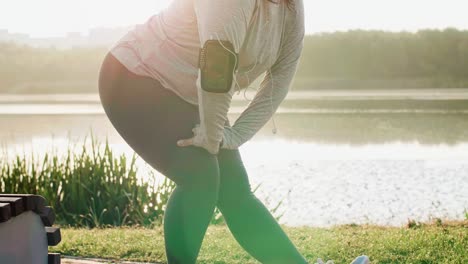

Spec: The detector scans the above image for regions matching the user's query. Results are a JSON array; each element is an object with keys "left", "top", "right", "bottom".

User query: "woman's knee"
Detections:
[{"left": 166, "top": 146, "right": 221, "bottom": 190}]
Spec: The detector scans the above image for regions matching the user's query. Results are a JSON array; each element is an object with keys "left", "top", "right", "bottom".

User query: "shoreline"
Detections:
[{"left": 1, "top": 88, "right": 468, "bottom": 104}]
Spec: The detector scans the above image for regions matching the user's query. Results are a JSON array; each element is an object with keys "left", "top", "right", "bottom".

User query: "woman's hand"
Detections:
[
  {"left": 177, "top": 138, "right": 194, "bottom": 147},
  {"left": 177, "top": 126, "right": 199, "bottom": 147},
  {"left": 177, "top": 125, "right": 221, "bottom": 155},
  {"left": 177, "top": 128, "right": 196, "bottom": 147}
]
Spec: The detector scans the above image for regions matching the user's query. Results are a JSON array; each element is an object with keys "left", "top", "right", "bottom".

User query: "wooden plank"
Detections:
[
  {"left": 46, "top": 227, "right": 62, "bottom": 246},
  {"left": 0, "top": 194, "right": 33, "bottom": 211},
  {"left": 0, "top": 194, "right": 46, "bottom": 213},
  {"left": 40, "top": 206, "right": 56, "bottom": 226},
  {"left": 48, "top": 253, "right": 61, "bottom": 264},
  {"left": 0, "top": 203, "right": 12, "bottom": 223},
  {"left": 0, "top": 197, "right": 24, "bottom": 216}
]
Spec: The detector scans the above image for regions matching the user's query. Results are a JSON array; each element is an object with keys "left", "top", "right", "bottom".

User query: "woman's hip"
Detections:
[{"left": 98, "top": 52, "right": 203, "bottom": 175}]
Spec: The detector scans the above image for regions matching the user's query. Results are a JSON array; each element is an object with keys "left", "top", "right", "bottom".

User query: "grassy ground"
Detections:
[{"left": 52, "top": 221, "right": 468, "bottom": 264}]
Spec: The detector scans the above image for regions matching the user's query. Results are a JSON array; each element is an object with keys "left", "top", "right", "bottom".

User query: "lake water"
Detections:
[{"left": 1, "top": 92, "right": 468, "bottom": 227}]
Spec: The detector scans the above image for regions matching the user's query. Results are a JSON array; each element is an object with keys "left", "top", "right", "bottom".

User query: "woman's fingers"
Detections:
[
  {"left": 177, "top": 138, "right": 194, "bottom": 147},
  {"left": 178, "top": 125, "right": 198, "bottom": 147}
]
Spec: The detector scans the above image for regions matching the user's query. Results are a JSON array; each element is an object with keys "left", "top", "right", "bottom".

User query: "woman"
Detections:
[{"left": 98, "top": 0, "right": 369, "bottom": 263}]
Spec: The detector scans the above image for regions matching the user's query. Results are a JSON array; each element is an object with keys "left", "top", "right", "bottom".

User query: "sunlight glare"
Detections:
[
  {"left": 1, "top": 0, "right": 468, "bottom": 37},
  {"left": 0, "top": 0, "right": 171, "bottom": 37}
]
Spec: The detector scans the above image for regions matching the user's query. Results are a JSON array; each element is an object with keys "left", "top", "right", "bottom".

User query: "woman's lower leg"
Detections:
[
  {"left": 216, "top": 149, "right": 308, "bottom": 264},
  {"left": 218, "top": 192, "right": 308, "bottom": 264},
  {"left": 164, "top": 185, "right": 219, "bottom": 264},
  {"left": 163, "top": 148, "right": 221, "bottom": 264}
]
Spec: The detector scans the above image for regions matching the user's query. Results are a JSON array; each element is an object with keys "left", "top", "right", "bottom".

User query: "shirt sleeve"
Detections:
[
  {"left": 191, "top": 0, "right": 256, "bottom": 155},
  {"left": 220, "top": 6, "right": 305, "bottom": 150}
]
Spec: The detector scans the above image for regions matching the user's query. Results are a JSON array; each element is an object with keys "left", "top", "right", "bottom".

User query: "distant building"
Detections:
[
  {"left": 0, "top": 29, "right": 8, "bottom": 41},
  {"left": 0, "top": 26, "right": 132, "bottom": 49}
]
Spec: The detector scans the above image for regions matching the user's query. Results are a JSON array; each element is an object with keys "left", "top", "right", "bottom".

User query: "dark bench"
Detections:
[{"left": 0, "top": 194, "right": 62, "bottom": 264}]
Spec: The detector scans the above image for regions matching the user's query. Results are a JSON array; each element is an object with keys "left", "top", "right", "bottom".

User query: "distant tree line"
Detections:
[
  {"left": 295, "top": 28, "right": 468, "bottom": 89},
  {"left": 1, "top": 28, "right": 468, "bottom": 93},
  {"left": 0, "top": 43, "right": 107, "bottom": 93}
]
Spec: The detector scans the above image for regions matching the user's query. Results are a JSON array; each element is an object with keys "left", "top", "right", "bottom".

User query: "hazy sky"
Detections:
[{"left": 1, "top": 0, "right": 468, "bottom": 38}]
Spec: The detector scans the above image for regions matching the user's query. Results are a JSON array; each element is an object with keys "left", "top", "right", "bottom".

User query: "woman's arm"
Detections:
[
  {"left": 184, "top": 0, "right": 256, "bottom": 155},
  {"left": 220, "top": 4, "right": 305, "bottom": 150}
]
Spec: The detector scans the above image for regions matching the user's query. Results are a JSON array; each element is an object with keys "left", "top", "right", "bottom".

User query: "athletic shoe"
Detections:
[
  {"left": 315, "top": 258, "right": 334, "bottom": 264},
  {"left": 315, "top": 255, "right": 370, "bottom": 264},
  {"left": 350, "top": 255, "right": 370, "bottom": 264}
]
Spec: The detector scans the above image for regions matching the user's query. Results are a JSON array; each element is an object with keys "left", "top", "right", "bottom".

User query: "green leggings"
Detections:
[{"left": 98, "top": 52, "right": 308, "bottom": 264}]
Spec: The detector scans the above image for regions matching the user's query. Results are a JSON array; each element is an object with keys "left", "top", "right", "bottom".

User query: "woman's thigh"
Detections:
[{"left": 98, "top": 52, "right": 218, "bottom": 184}]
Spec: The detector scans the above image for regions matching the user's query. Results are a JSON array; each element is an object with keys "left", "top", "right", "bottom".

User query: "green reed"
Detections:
[
  {"left": 0, "top": 133, "right": 174, "bottom": 227},
  {"left": 0, "top": 133, "right": 283, "bottom": 228}
]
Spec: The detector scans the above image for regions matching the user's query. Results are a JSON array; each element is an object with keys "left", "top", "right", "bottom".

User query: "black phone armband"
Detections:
[{"left": 198, "top": 40, "right": 238, "bottom": 93}]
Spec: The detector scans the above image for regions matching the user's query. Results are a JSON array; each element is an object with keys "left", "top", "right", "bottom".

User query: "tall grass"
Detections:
[
  {"left": 0, "top": 133, "right": 173, "bottom": 227},
  {"left": 0, "top": 133, "right": 283, "bottom": 228}
]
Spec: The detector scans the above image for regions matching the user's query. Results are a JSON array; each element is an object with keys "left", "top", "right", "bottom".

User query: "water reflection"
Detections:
[{"left": 1, "top": 112, "right": 468, "bottom": 145}]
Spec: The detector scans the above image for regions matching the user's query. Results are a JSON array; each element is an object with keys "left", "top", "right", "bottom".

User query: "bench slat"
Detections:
[
  {"left": 0, "top": 194, "right": 46, "bottom": 213},
  {"left": 0, "top": 197, "right": 24, "bottom": 216},
  {"left": 0, "top": 203, "right": 12, "bottom": 222},
  {"left": 46, "top": 227, "right": 62, "bottom": 246},
  {"left": 48, "top": 253, "right": 61, "bottom": 264},
  {"left": 40, "top": 206, "right": 56, "bottom": 226}
]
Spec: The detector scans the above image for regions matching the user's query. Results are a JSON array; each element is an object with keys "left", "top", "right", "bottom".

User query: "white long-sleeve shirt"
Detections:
[{"left": 110, "top": 0, "right": 304, "bottom": 154}]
